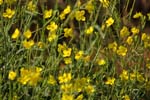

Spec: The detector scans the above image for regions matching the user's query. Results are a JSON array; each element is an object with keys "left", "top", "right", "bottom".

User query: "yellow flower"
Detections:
[
  {"left": 0, "top": 0, "right": 3, "bottom": 5},
  {"left": 46, "top": 22, "right": 58, "bottom": 32},
  {"left": 100, "top": 0, "right": 110, "bottom": 8},
  {"left": 8, "top": 71, "right": 16, "bottom": 80},
  {"left": 131, "top": 27, "right": 139, "bottom": 35},
  {"left": 43, "top": 9, "right": 52, "bottom": 19},
  {"left": 108, "top": 41, "right": 118, "bottom": 52},
  {"left": 22, "top": 40, "right": 34, "bottom": 49},
  {"left": 5, "top": 0, "right": 16, "bottom": 4},
  {"left": 11, "top": 28, "right": 20, "bottom": 39},
  {"left": 75, "top": 50, "right": 84, "bottom": 60},
  {"left": 47, "top": 75, "right": 56, "bottom": 85},
  {"left": 105, "top": 77, "right": 115, "bottom": 85},
  {"left": 85, "top": 85, "right": 95, "bottom": 94},
  {"left": 60, "top": 5, "right": 71, "bottom": 20},
  {"left": 117, "top": 46, "right": 127, "bottom": 56},
  {"left": 126, "top": 36, "right": 133, "bottom": 45},
  {"left": 60, "top": 83, "right": 73, "bottom": 92},
  {"left": 37, "top": 41, "right": 45, "bottom": 48},
  {"left": 76, "top": 94, "right": 83, "bottom": 100},
  {"left": 23, "top": 29, "right": 32, "bottom": 39},
  {"left": 133, "top": 12, "right": 143, "bottom": 18},
  {"left": 97, "top": 59, "right": 106, "bottom": 65},
  {"left": 57, "top": 42, "right": 67, "bottom": 53},
  {"left": 123, "top": 95, "right": 130, "bottom": 100},
  {"left": 120, "top": 70, "right": 129, "bottom": 81},
  {"left": 63, "top": 48, "right": 72, "bottom": 57},
  {"left": 62, "top": 93, "right": 73, "bottom": 100},
  {"left": 48, "top": 32, "right": 57, "bottom": 42},
  {"left": 3, "top": 8, "right": 15, "bottom": 18},
  {"left": 64, "top": 57, "right": 72, "bottom": 64},
  {"left": 75, "top": 10, "right": 86, "bottom": 21},
  {"left": 64, "top": 28, "right": 73, "bottom": 38},
  {"left": 27, "top": 1, "right": 36, "bottom": 12},
  {"left": 58, "top": 73, "right": 72, "bottom": 84},
  {"left": 120, "top": 26, "right": 130, "bottom": 38},
  {"left": 105, "top": 17, "right": 114, "bottom": 27},
  {"left": 85, "top": 26, "right": 94, "bottom": 35},
  {"left": 85, "top": 1, "right": 94, "bottom": 13},
  {"left": 141, "top": 33, "right": 147, "bottom": 41}
]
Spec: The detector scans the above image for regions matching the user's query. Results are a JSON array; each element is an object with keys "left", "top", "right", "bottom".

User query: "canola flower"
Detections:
[
  {"left": 120, "top": 70, "right": 129, "bottom": 81},
  {"left": 117, "top": 46, "right": 127, "bottom": 56},
  {"left": 46, "top": 21, "right": 58, "bottom": 32},
  {"left": 105, "top": 17, "right": 114, "bottom": 27},
  {"left": 22, "top": 40, "right": 34, "bottom": 49},
  {"left": 75, "top": 50, "right": 84, "bottom": 60},
  {"left": 131, "top": 27, "right": 139, "bottom": 35},
  {"left": 75, "top": 10, "right": 86, "bottom": 21},
  {"left": 43, "top": 9, "right": 52, "bottom": 19},
  {"left": 48, "top": 32, "right": 57, "bottom": 42},
  {"left": 126, "top": 36, "right": 133, "bottom": 45},
  {"left": 105, "top": 77, "right": 115, "bottom": 85},
  {"left": 3, "top": 8, "right": 15, "bottom": 18},
  {"left": 27, "top": 1, "right": 36, "bottom": 12},
  {"left": 120, "top": 26, "right": 130, "bottom": 38},
  {"left": 60, "top": 5, "right": 71, "bottom": 20},
  {"left": 11, "top": 28, "right": 20, "bottom": 39},
  {"left": 97, "top": 58, "right": 106, "bottom": 66},
  {"left": 85, "top": 0, "right": 94, "bottom": 14},
  {"left": 100, "top": 0, "right": 110, "bottom": 8},
  {"left": 63, "top": 48, "right": 72, "bottom": 57},
  {"left": 58, "top": 73, "right": 72, "bottom": 84},
  {"left": 85, "top": 26, "right": 94, "bottom": 35},
  {"left": 64, "top": 28, "right": 73, "bottom": 38},
  {"left": 23, "top": 29, "right": 32, "bottom": 39},
  {"left": 8, "top": 71, "right": 17, "bottom": 80},
  {"left": 64, "top": 57, "right": 72, "bottom": 64}
]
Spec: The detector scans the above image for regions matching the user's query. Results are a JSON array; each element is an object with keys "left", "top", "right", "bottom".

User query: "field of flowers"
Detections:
[{"left": 0, "top": 0, "right": 150, "bottom": 100}]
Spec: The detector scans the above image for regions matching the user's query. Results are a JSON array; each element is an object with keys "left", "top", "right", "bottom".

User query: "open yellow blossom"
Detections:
[
  {"left": 133, "top": 12, "right": 143, "bottom": 18},
  {"left": 22, "top": 40, "right": 34, "bottom": 49},
  {"left": 85, "top": 1, "right": 94, "bottom": 13},
  {"left": 120, "top": 70, "right": 129, "bottom": 81},
  {"left": 64, "top": 57, "right": 72, "bottom": 64},
  {"left": 85, "top": 26, "right": 94, "bottom": 35},
  {"left": 131, "top": 27, "right": 139, "bottom": 35},
  {"left": 141, "top": 33, "right": 147, "bottom": 41},
  {"left": 8, "top": 71, "right": 17, "bottom": 80},
  {"left": 48, "top": 32, "right": 57, "bottom": 42},
  {"left": 75, "top": 10, "right": 86, "bottom": 21},
  {"left": 63, "top": 48, "right": 72, "bottom": 57},
  {"left": 11, "top": 28, "right": 20, "bottom": 39},
  {"left": 62, "top": 93, "right": 73, "bottom": 100},
  {"left": 85, "top": 85, "right": 95, "bottom": 94},
  {"left": 23, "top": 29, "right": 32, "bottom": 39},
  {"left": 60, "top": 5, "right": 71, "bottom": 20},
  {"left": 117, "top": 46, "right": 127, "bottom": 56},
  {"left": 100, "top": 0, "right": 110, "bottom": 8},
  {"left": 120, "top": 26, "right": 130, "bottom": 38},
  {"left": 64, "top": 28, "right": 73, "bottom": 38},
  {"left": 27, "top": 1, "right": 36, "bottom": 12},
  {"left": 123, "top": 95, "right": 130, "bottom": 100},
  {"left": 43, "top": 9, "right": 52, "bottom": 19},
  {"left": 46, "top": 22, "right": 58, "bottom": 32},
  {"left": 97, "top": 59, "right": 106, "bottom": 65},
  {"left": 57, "top": 42, "right": 67, "bottom": 53},
  {"left": 105, "top": 17, "right": 114, "bottom": 27},
  {"left": 3, "top": 8, "right": 15, "bottom": 18},
  {"left": 126, "top": 36, "right": 133, "bottom": 45},
  {"left": 76, "top": 94, "right": 83, "bottom": 100},
  {"left": 105, "top": 77, "right": 115, "bottom": 85},
  {"left": 75, "top": 50, "right": 84, "bottom": 60},
  {"left": 58, "top": 72, "right": 72, "bottom": 84},
  {"left": 108, "top": 41, "right": 118, "bottom": 52}
]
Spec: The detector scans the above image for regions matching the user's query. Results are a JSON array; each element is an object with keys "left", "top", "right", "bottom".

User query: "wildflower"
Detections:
[
  {"left": 8, "top": 71, "right": 16, "bottom": 80},
  {"left": 43, "top": 9, "right": 52, "bottom": 19},
  {"left": 105, "top": 77, "right": 115, "bottom": 85},
  {"left": 0, "top": 0, "right": 3, "bottom": 5},
  {"left": 105, "top": 17, "right": 114, "bottom": 27},
  {"left": 37, "top": 41, "right": 45, "bottom": 48},
  {"left": 75, "top": 50, "right": 84, "bottom": 60},
  {"left": 75, "top": 10, "right": 86, "bottom": 21},
  {"left": 120, "top": 70, "right": 129, "bottom": 81},
  {"left": 57, "top": 42, "right": 67, "bottom": 53},
  {"left": 60, "top": 83, "right": 73, "bottom": 92},
  {"left": 64, "top": 57, "right": 72, "bottom": 64},
  {"left": 117, "top": 46, "right": 127, "bottom": 56},
  {"left": 5, "top": 0, "right": 16, "bottom": 4},
  {"left": 48, "top": 32, "right": 57, "bottom": 42},
  {"left": 46, "top": 21, "right": 58, "bottom": 32},
  {"left": 141, "top": 33, "right": 147, "bottom": 41},
  {"left": 126, "top": 36, "right": 133, "bottom": 45},
  {"left": 58, "top": 72, "right": 72, "bottom": 84},
  {"left": 63, "top": 48, "right": 72, "bottom": 57},
  {"left": 3, "top": 8, "right": 15, "bottom": 18},
  {"left": 97, "top": 59, "right": 106, "bottom": 65},
  {"left": 85, "top": 85, "right": 95, "bottom": 94},
  {"left": 23, "top": 29, "right": 32, "bottom": 39},
  {"left": 131, "top": 27, "right": 139, "bottom": 35},
  {"left": 100, "top": 0, "right": 110, "bottom": 8},
  {"left": 85, "top": 26, "right": 94, "bottom": 35},
  {"left": 27, "top": 1, "right": 36, "bottom": 12},
  {"left": 60, "top": 5, "right": 71, "bottom": 20},
  {"left": 120, "top": 26, "right": 130, "bottom": 38},
  {"left": 62, "top": 93, "right": 74, "bottom": 100},
  {"left": 47, "top": 75, "right": 56, "bottom": 85},
  {"left": 18, "top": 68, "right": 30, "bottom": 85},
  {"left": 11, "top": 28, "right": 20, "bottom": 39},
  {"left": 76, "top": 94, "right": 83, "bottom": 100},
  {"left": 85, "top": 1, "right": 94, "bottom": 13},
  {"left": 64, "top": 28, "right": 73, "bottom": 38},
  {"left": 133, "top": 12, "right": 143, "bottom": 18},
  {"left": 123, "top": 95, "right": 130, "bottom": 100},
  {"left": 108, "top": 41, "right": 118, "bottom": 52},
  {"left": 83, "top": 55, "right": 90, "bottom": 62},
  {"left": 22, "top": 40, "right": 34, "bottom": 49}
]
